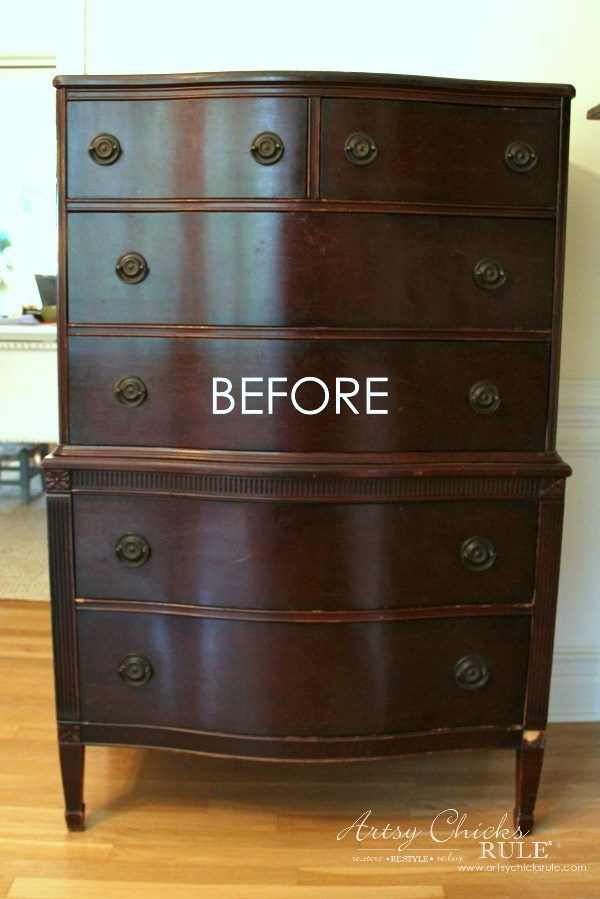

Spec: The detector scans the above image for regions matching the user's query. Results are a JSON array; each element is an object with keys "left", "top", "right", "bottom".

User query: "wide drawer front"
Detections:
[
  {"left": 73, "top": 494, "right": 538, "bottom": 610},
  {"left": 66, "top": 98, "right": 308, "bottom": 198},
  {"left": 77, "top": 611, "right": 530, "bottom": 736},
  {"left": 67, "top": 212, "right": 555, "bottom": 329},
  {"left": 68, "top": 338, "right": 550, "bottom": 452},
  {"left": 321, "top": 99, "right": 559, "bottom": 206}
]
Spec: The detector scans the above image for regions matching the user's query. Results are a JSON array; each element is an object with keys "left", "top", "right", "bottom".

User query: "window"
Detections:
[{"left": 0, "top": 66, "right": 56, "bottom": 317}]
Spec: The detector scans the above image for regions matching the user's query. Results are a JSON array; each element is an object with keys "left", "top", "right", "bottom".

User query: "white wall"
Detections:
[{"left": 7, "top": 0, "right": 600, "bottom": 718}]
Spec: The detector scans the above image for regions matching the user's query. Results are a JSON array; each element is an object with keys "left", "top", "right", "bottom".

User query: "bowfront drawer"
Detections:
[
  {"left": 68, "top": 337, "right": 550, "bottom": 451},
  {"left": 66, "top": 98, "right": 307, "bottom": 198},
  {"left": 77, "top": 610, "right": 530, "bottom": 736},
  {"left": 68, "top": 212, "right": 555, "bottom": 330},
  {"left": 73, "top": 494, "right": 538, "bottom": 610},
  {"left": 321, "top": 99, "right": 560, "bottom": 206}
]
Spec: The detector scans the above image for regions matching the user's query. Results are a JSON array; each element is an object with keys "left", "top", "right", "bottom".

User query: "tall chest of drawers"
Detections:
[{"left": 45, "top": 71, "right": 574, "bottom": 832}]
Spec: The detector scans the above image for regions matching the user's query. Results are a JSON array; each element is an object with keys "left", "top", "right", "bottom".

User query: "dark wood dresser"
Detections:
[{"left": 44, "top": 71, "right": 574, "bottom": 833}]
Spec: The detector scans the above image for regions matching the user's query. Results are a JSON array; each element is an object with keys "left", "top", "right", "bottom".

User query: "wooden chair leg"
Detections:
[
  {"left": 39, "top": 444, "right": 50, "bottom": 495},
  {"left": 58, "top": 741, "right": 86, "bottom": 831},
  {"left": 18, "top": 448, "right": 30, "bottom": 505},
  {"left": 514, "top": 730, "right": 546, "bottom": 835}
]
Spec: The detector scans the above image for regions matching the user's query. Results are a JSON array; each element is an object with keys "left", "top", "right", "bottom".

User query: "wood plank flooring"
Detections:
[{"left": 0, "top": 599, "right": 598, "bottom": 898}]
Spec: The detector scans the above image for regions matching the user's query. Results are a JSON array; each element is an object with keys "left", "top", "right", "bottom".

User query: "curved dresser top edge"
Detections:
[{"left": 52, "top": 69, "right": 576, "bottom": 98}]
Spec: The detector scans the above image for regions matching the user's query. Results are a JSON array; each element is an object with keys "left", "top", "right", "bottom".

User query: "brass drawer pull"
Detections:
[
  {"left": 116, "top": 252, "right": 148, "bottom": 284},
  {"left": 454, "top": 655, "right": 490, "bottom": 690},
  {"left": 460, "top": 536, "right": 497, "bottom": 571},
  {"left": 250, "top": 132, "right": 284, "bottom": 165},
  {"left": 505, "top": 141, "right": 537, "bottom": 172},
  {"left": 474, "top": 258, "right": 506, "bottom": 290},
  {"left": 115, "top": 532, "right": 151, "bottom": 567},
  {"left": 118, "top": 655, "right": 153, "bottom": 686},
  {"left": 88, "top": 133, "right": 122, "bottom": 166},
  {"left": 344, "top": 132, "right": 377, "bottom": 166},
  {"left": 468, "top": 380, "right": 500, "bottom": 415},
  {"left": 114, "top": 375, "right": 147, "bottom": 407}
]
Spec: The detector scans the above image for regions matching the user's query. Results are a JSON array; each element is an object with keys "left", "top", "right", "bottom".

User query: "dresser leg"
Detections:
[
  {"left": 59, "top": 741, "right": 86, "bottom": 831},
  {"left": 514, "top": 730, "right": 545, "bottom": 835}
]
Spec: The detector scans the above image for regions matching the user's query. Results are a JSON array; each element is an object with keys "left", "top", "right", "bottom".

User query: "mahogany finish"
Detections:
[
  {"left": 67, "top": 337, "right": 551, "bottom": 451},
  {"left": 77, "top": 611, "right": 531, "bottom": 735},
  {"left": 67, "top": 212, "right": 556, "bottom": 329},
  {"left": 45, "top": 70, "right": 574, "bottom": 835},
  {"left": 72, "top": 494, "right": 538, "bottom": 609},
  {"left": 320, "top": 99, "right": 560, "bottom": 206},
  {"left": 67, "top": 97, "right": 308, "bottom": 198}
]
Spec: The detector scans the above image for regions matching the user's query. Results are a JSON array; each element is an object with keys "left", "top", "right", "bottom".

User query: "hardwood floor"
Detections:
[{"left": 0, "top": 598, "right": 598, "bottom": 898}]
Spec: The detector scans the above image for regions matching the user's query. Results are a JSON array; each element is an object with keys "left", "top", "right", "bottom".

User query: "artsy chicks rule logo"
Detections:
[{"left": 336, "top": 808, "right": 552, "bottom": 861}]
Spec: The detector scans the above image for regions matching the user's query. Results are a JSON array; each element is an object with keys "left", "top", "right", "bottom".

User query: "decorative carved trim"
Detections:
[
  {"left": 540, "top": 477, "right": 566, "bottom": 497},
  {"left": 58, "top": 723, "right": 81, "bottom": 743},
  {"left": 46, "top": 470, "right": 71, "bottom": 493},
  {"left": 79, "top": 721, "right": 522, "bottom": 761},
  {"left": 75, "top": 597, "right": 533, "bottom": 623},
  {"left": 525, "top": 500, "right": 565, "bottom": 727},
  {"left": 47, "top": 494, "right": 79, "bottom": 720},
  {"left": 72, "top": 469, "right": 561, "bottom": 501},
  {"left": 66, "top": 196, "right": 558, "bottom": 218}
]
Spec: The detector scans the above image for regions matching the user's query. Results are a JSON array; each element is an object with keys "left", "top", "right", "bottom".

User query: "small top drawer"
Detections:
[
  {"left": 66, "top": 98, "right": 307, "bottom": 198},
  {"left": 320, "top": 99, "right": 560, "bottom": 206}
]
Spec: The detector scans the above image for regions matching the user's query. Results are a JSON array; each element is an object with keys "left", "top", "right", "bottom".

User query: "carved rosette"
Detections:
[
  {"left": 540, "top": 478, "right": 566, "bottom": 498},
  {"left": 45, "top": 470, "right": 72, "bottom": 493},
  {"left": 58, "top": 723, "right": 81, "bottom": 743}
]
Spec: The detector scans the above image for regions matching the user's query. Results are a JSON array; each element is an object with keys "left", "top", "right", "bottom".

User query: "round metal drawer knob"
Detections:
[
  {"left": 468, "top": 380, "right": 500, "bottom": 415},
  {"left": 115, "top": 532, "right": 151, "bottom": 567},
  {"left": 116, "top": 252, "right": 148, "bottom": 284},
  {"left": 250, "top": 131, "right": 284, "bottom": 165},
  {"left": 344, "top": 132, "right": 377, "bottom": 165},
  {"left": 460, "top": 536, "right": 497, "bottom": 571},
  {"left": 505, "top": 141, "right": 537, "bottom": 172},
  {"left": 474, "top": 258, "right": 506, "bottom": 290},
  {"left": 114, "top": 375, "right": 147, "bottom": 407},
  {"left": 118, "top": 655, "right": 153, "bottom": 686},
  {"left": 454, "top": 655, "right": 490, "bottom": 690},
  {"left": 89, "top": 133, "right": 121, "bottom": 166}
]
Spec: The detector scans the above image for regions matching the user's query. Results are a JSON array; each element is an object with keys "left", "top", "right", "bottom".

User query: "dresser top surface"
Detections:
[{"left": 53, "top": 69, "right": 575, "bottom": 99}]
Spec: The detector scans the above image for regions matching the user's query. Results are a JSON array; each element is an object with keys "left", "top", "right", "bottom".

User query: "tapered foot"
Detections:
[
  {"left": 514, "top": 729, "right": 545, "bottom": 836},
  {"left": 59, "top": 739, "right": 86, "bottom": 831},
  {"left": 65, "top": 809, "right": 85, "bottom": 832}
]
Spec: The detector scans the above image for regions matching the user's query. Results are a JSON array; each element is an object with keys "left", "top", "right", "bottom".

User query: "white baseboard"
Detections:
[{"left": 548, "top": 647, "right": 600, "bottom": 722}]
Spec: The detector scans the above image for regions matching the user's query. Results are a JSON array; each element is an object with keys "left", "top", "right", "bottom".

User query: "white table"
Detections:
[{"left": 0, "top": 323, "right": 59, "bottom": 443}]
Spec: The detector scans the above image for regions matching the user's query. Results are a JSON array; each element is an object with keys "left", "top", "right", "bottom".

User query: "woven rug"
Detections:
[{"left": 0, "top": 487, "right": 49, "bottom": 601}]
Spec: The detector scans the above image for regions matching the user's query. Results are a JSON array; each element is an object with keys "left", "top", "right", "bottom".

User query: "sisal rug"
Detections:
[{"left": 0, "top": 487, "right": 50, "bottom": 601}]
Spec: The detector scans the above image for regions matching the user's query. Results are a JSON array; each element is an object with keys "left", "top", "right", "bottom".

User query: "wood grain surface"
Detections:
[
  {"left": 67, "top": 338, "right": 551, "bottom": 452},
  {"left": 72, "top": 494, "right": 539, "bottom": 610},
  {"left": 67, "top": 212, "right": 556, "bottom": 329},
  {"left": 1, "top": 600, "right": 597, "bottom": 898}
]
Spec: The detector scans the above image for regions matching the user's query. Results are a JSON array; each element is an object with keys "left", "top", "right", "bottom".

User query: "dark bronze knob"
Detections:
[
  {"left": 344, "top": 132, "right": 377, "bottom": 165},
  {"left": 250, "top": 132, "right": 284, "bottom": 165},
  {"left": 116, "top": 252, "right": 148, "bottom": 284},
  {"left": 115, "top": 532, "right": 151, "bottom": 567},
  {"left": 454, "top": 655, "right": 490, "bottom": 690},
  {"left": 118, "top": 655, "right": 153, "bottom": 686},
  {"left": 88, "top": 133, "right": 121, "bottom": 166},
  {"left": 505, "top": 141, "right": 537, "bottom": 172},
  {"left": 114, "top": 375, "right": 147, "bottom": 407},
  {"left": 474, "top": 258, "right": 506, "bottom": 290},
  {"left": 468, "top": 380, "right": 500, "bottom": 415},
  {"left": 460, "top": 536, "right": 497, "bottom": 571}
]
